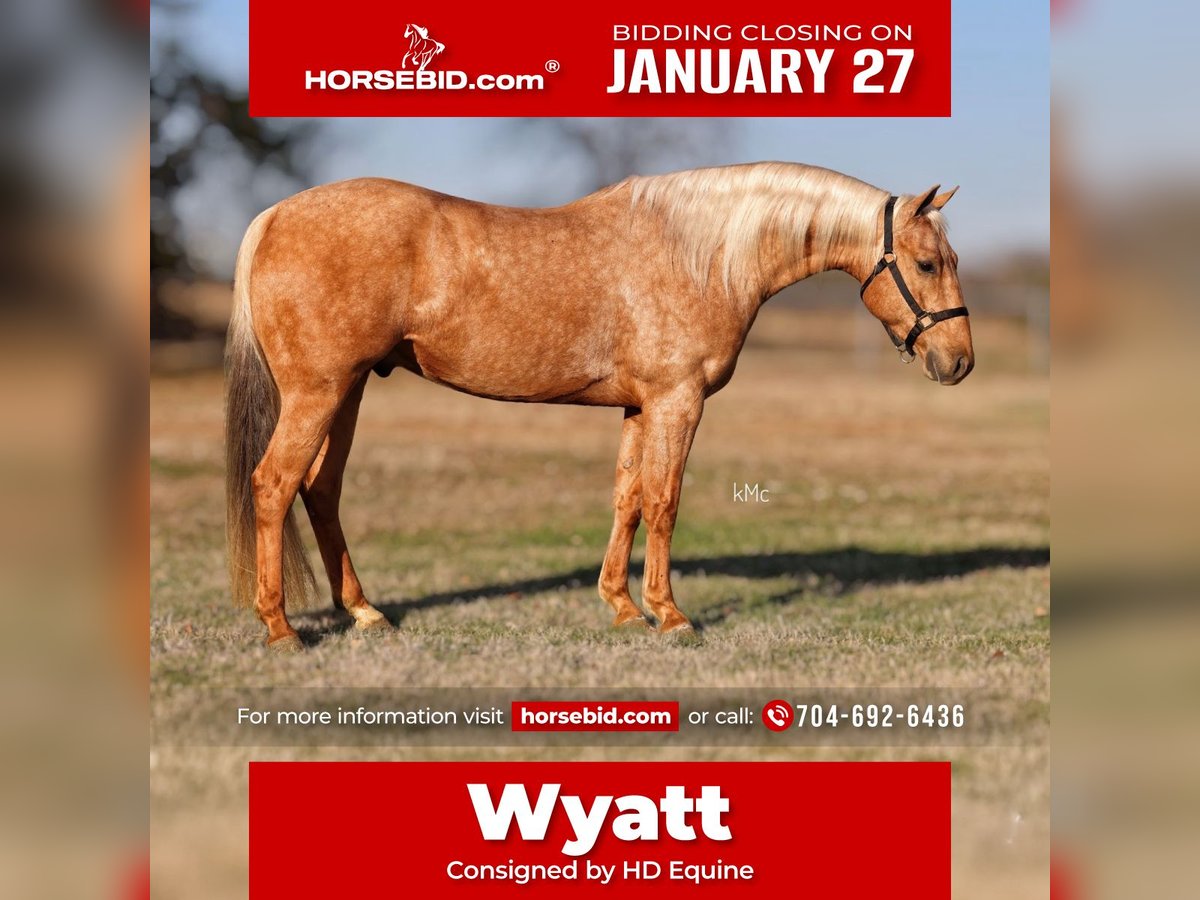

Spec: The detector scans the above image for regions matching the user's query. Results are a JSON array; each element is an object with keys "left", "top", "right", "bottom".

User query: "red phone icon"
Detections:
[{"left": 762, "top": 700, "right": 794, "bottom": 732}]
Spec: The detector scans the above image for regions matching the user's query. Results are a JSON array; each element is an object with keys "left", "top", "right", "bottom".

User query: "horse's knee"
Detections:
[
  {"left": 612, "top": 491, "right": 642, "bottom": 529},
  {"left": 642, "top": 493, "right": 678, "bottom": 532}
]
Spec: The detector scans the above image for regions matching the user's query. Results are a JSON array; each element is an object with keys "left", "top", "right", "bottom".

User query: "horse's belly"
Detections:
[{"left": 406, "top": 334, "right": 612, "bottom": 404}]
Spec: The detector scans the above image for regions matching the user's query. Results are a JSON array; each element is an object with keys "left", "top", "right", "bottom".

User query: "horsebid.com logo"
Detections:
[{"left": 304, "top": 21, "right": 547, "bottom": 92}]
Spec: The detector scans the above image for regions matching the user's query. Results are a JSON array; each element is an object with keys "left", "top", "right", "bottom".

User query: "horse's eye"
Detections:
[{"left": 917, "top": 260, "right": 937, "bottom": 274}]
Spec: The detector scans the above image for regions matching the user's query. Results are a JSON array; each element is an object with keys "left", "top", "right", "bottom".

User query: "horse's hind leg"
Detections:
[
  {"left": 300, "top": 374, "right": 391, "bottom": 632},
  {"left": 599, "top": 408, "right": 648, "bottom": 627},
  {"left": 252, "top": 386, "right": 346, "bottom": 649}
]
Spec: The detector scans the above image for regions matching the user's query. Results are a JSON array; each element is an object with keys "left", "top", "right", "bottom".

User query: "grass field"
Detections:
[{"left": 151, "top": 305, "right": 1049, "bottom": 898}]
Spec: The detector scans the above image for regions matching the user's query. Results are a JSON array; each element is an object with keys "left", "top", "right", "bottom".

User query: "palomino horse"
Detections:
[
  {"left": 402, "top": 24, "right": 445, "bottom": 72},
  {"left": 225, "top": 162, "right": 973, "bottom": 650}
]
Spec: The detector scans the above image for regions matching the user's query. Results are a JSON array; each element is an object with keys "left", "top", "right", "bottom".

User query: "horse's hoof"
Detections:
[
  {"left": 354, "top": 614, "right": 394, "bottom": 633},
  {"left": 658, "top": 616, "right": 695, "bottom": 636},
  {"left": 350, "top": 605, "right": 393, "bottom": 632},
  {"left": 613, "top": 610, "right": 650, "bottom": 629},
  {"left": 267, "top": 634, "right": 304, "bottom": 653}
]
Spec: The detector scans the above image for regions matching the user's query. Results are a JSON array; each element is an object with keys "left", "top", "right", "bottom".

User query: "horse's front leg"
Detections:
[
  {"left": 599, "top": 408, "right": 648, "bottom": 627},
  {"left": 638, "top": 385, "right": 705, "bottom": 633}
]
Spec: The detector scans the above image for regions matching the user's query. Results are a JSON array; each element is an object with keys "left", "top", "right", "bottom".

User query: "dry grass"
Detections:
[{"left": 151, "top": 306, "right": 1049, "bottom": 898}]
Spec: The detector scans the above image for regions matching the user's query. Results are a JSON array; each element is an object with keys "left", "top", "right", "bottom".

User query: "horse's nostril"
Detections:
[{"left": 953, "top": 355, "right": 972, "bottom": 380}]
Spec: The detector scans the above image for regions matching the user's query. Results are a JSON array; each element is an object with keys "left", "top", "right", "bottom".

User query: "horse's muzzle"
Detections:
[{"left": 924, "top": 349, "right": 974, "bottom": 385}]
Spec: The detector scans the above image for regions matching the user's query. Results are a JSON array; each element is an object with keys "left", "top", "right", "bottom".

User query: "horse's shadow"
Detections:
[{"left": 296, "top": 545, "right": 1049, "bottom": 642}]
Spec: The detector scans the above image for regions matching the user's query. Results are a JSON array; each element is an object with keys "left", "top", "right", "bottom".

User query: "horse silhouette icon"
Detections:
[{"left": 403, "top": 23, "right": 445, "bottom": 71}]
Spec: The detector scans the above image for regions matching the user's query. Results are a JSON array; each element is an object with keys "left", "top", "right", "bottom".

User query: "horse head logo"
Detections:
[{"left": 403, "top": 23, "right": 446, "bottom": 72}]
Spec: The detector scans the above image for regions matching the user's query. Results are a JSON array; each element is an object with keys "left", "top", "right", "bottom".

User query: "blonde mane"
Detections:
[{"left": 627, "top": 162, "right": 898, "bottom": 292}]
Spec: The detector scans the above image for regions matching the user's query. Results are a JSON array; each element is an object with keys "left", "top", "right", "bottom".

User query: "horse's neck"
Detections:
[{"left": 754, "top": 196, "right": 881, "bottom": 301}]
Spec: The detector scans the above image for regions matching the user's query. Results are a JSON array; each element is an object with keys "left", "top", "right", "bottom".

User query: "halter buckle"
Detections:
[{"left": 917, "top": 313, "right": 935, "bottom": 329}]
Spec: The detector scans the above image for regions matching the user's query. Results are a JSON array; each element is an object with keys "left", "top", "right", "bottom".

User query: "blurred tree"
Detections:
[
  {"left": 150, "top": 30, "right": 311, "bottom": 339},
  {"left": 517, "top": 118, "right": 737, "bottom": 194}
]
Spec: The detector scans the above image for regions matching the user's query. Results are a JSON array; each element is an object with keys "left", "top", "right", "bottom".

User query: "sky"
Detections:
[{"left": 151, "top": 1, "right": 1052, "bottom": 272}]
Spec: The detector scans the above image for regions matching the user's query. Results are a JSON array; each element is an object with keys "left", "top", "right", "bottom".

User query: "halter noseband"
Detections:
[{"left": 859, "top": 195, "right": 969, "bottom": 363}]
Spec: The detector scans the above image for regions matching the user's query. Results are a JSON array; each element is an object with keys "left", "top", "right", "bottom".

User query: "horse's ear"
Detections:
[
  {"left": 912, "top": 185, "right": 941, "bottom": 217},
  {"left": 930, "top": 186, "right": 959, "bottom": 210}
]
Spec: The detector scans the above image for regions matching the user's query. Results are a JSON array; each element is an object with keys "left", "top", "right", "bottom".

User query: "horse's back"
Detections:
[{"left": 269, "top": 177, "right": 447, "bottom": 236}]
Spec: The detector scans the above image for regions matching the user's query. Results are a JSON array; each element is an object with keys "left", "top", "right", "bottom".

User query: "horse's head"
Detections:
[
  {"left": 859, "top": 185, "right": 974, "bottom": 385},
  {"left": 404, "top": 23, "right": 426, "bottom": 39}
]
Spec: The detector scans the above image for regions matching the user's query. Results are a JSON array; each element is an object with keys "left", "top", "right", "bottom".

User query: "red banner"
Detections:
[
  {"left": 249, "top": 761, "right": 950, "bottom": 897},
  {"left": 511, "top": 701, "right": 679, "bottom": 732},
  {"left": 249, "top": 0, "right": 951, "bottom": 117}
]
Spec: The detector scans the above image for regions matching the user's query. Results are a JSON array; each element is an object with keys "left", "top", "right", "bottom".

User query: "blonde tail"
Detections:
[{"left": 224, "top": 209, "right": 315, "bottom": 609}]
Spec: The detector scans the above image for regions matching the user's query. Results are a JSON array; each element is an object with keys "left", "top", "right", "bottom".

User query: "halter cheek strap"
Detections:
[{"left": 859, "top": 195, "right": 969, "bottom": 363}]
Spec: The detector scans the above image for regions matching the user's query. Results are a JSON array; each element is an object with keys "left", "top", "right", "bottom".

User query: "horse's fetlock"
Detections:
[{"left": 597, "top": 573, "right": 623, "bottom": 599}]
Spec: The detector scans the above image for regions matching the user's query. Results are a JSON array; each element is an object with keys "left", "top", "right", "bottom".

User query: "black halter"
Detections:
[{"left": 859, "top": 195, "right": 969, "bottom": 363}]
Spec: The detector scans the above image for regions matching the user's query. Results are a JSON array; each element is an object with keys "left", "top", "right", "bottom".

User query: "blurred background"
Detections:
[
  {"left": 1053, "top": 1, "right": 1200, "bottom": 898},
  {"left": 0, "top": 1, "right": 146, "bottom": 898}
]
